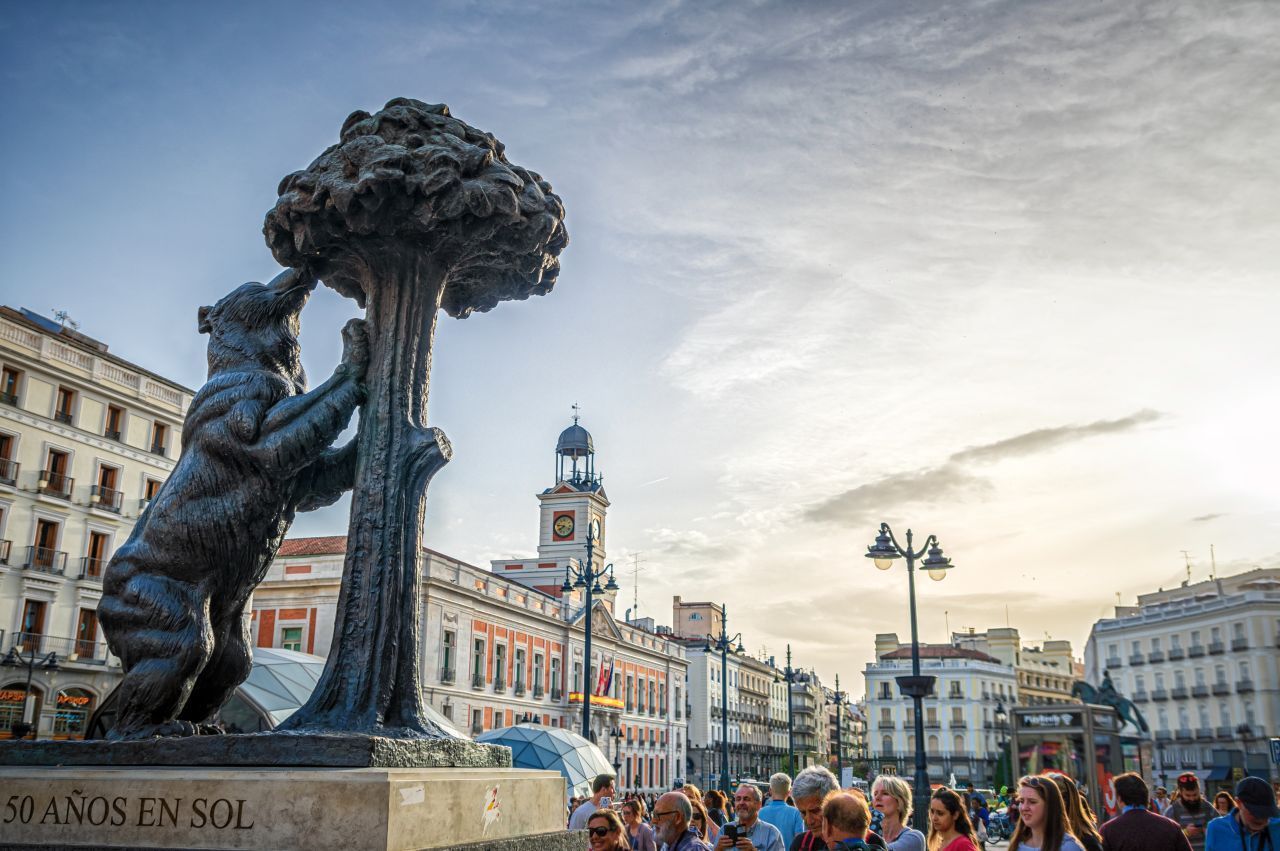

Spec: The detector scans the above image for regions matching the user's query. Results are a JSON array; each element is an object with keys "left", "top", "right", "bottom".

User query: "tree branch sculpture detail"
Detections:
[{"left": 264, "top": 98, "right": 567, "bottom": 736}]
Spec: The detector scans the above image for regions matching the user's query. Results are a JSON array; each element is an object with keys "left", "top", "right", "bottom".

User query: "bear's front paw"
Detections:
[{"left": 341, "top": 318, "right": 370, "bottom": 378}]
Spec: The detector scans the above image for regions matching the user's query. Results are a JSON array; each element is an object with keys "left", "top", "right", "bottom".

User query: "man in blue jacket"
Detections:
[{"left": 1204, "top": 777, "right": 1280, "bottom": 851}]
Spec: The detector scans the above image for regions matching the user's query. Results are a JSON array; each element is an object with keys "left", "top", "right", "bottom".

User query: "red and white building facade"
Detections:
[{"left": 253, "top": 419, "right": 690, "bottom": 793}]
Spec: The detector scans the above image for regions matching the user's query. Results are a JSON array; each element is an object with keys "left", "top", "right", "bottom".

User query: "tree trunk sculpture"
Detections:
[{"left": 263, "top": 98, "right": 567, "bottom": 736}]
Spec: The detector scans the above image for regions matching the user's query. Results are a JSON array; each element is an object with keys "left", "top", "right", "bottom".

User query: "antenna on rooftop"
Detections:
[
  {"left": 1181, "top": 550, "right": 1193, "bottom": 583},
  {"left": 1209, "top": 544, "right": 1217, "bottom": 579},
  {"left": 52, "top": 309, "right": 79, "bottom": 331},
  {"left": 629, "top": 552, "right": 645, "bottom": 618},
  {"left": 571, "top": 401, "right": 581, "bottom": 425}
]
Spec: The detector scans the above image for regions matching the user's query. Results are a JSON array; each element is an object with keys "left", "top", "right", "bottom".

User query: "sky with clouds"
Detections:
[{"left": 3, "top": 1, "right": 1277, "bottom": 690}]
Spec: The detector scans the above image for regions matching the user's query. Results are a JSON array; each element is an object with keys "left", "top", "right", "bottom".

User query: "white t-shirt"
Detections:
[
  {"left": 1013, "top": 838, "right": 1085, "bottom": 851},
  {"left": 885, "top": 827, "right": 926, "bottom": 851},
  {"left": 568, "top": 799, "right": 600, "bottom": 831}
]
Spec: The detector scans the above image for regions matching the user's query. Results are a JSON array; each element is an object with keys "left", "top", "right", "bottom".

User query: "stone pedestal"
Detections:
[{"left": 0, "top": 765, "right": 580, "bottom": 850}]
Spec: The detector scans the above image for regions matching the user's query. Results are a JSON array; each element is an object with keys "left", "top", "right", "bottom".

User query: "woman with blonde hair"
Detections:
[
  {"left": 1046, "top": 775, "right": 1101, "bottom": 851},
  {"left": 872, "top": 775, "right": 926, "bottom": 850},
  {"left": 688, "top": 795, "right": 718, "bottom": 844},
  {"left": 1009, "top": 775, "right": 1084, "bottom": 851}
]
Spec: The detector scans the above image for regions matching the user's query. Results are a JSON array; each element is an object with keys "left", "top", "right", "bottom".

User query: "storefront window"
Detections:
[
  {"left": 0, "top": 683, "right": 44, "bottom": 738},
  {"left": 52, "top": 688, "right": 95, "bottom": 739}
]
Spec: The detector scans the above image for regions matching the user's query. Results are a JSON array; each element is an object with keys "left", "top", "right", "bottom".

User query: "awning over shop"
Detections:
[{"left": 1205, "top": 767, "right": 1230, "bottom": 781}]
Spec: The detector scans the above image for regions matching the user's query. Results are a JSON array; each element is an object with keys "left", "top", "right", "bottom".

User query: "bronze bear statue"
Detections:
[{"left": 98, "top": 268, "right": 367, "bottom": 740}]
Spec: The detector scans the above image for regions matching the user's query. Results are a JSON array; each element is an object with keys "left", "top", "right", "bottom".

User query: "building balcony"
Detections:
[
  {"left": 1132, "top": 689, "right": 1149, "bottom": 702},
  {"left": 1175, "top": 728, "right": 1193, "bottom": 741},
  {"left": 440, "top": 667, "right": 456, "bottom": 684},
  {"left": 1212, "top": 682, "right": 1230, "bottom": 695},
  {"left": 1151, "top": 688, "right": 1168, "bottom": 701},
  {"left": 1208, "top": 641, "right": 1225, "bottom": 655},
  {"left": 533, "top": 684, "right": 544, "bottom": 699},
  {"left": 23, "top": 546, "right": 67, "bottom": 575},
  {"left": 1236, "top": 680, "right": 1254, "bottom": 693},
  {"left": 0, "top": 458, "right": 17, "bottom": 487},
  {"left": 0, "top": 391, "right": 17, "bottom": 407},
  {"left": 1196, "top": 727, "right": 1214, "bottom": 740},
  {"left": 951, "top": 721, "right": 967, "bottom": 729},
  {"left": 1170, "top": 686, "right": 1188, "bottom": 699},
  {"left": 150, "top": 443, "right": 167, "bottom": 457},
  {"left": 105, "top": 428, "right": 123, "bottom": 442},
  {"left": 1155, "top": 730, "right": 1173, "bottom": 741},
  {"left": 3, "top": 630, "right": 108, "bottom": 663},
  {"left": 924, "top": 721, "right": 941, "bottom": 730},
  {"left": 78, "top": 557, "right": 106, "bottom": 581},
  {"left": 551, "top": 687, "right": 562, "bottom": 701},
  {"left": 1188, "top": 645, "right": 1206, "bottom": 658},
  {"left": 472, "top": 672, "right": 485, "bottom": 689},
  {"left": 1128, "top": 654, "right": 1145, "bottom": 665},
  {"left": 1192, "top": 684, "right": 1209, "bottom": 698},
  {"left": 1231, "top": 638, "right": 1248, "bottom": 652},
  {"left": 1105, "top": 657, "right": 1122, "bottom": 669},
  {"left": 91, "top": 485, "right": 122, "bottom": 513},
  {"left": 1167, "top": 647, "right": 1185, "bottom": 661},
  {"left": 54, "top": 410, "right": 73, "bottom": 425},
  {"left": 493, "top": 677, "right": 506, "bottom": 693},
  {"left": 0, "top": 540, "right": 10, "bottom": 565},
  {"left": 1215, "top": 726, "right": 1234, "bottom": 738},
  {"left": 1148, "top": 650, "right": 1165, "bottom": 663},
  {"left": 513, "top": 683, "right": 526, "bottom": 697},
  {"left": 471, "top": 722, "right": 483, "bottom": 735},
  {"left": 37, "top": 470, "right": 74, "bottom": 500}
]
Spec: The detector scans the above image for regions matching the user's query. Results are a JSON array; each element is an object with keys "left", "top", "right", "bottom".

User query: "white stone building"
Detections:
[
  {"left": 1084, "top": 567, "right": 1280, "bottom": 785},
  {"left": 254, "top": 418, "right": 690, "bottom": 794},
  {"left": 0, "top": 306, "right": 190, "bottom": 738},
  {"left": 864, "top": 634, "right": 1019, "bottom": 786},
  {"left": 952, "top": 627, "right": 1078, "bottom": 706}
]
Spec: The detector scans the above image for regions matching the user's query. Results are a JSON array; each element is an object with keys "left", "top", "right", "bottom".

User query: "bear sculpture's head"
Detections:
[{"left": 198, "top": 269, "right": 314, "bottom": 392}]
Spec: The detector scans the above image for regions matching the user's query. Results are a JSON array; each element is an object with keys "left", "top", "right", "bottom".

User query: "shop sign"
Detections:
[
  {"left": 0, "top": 690, "right": 28, "bottom": 703},
  {"left": 57, "top": 694, "right": 91, "bottom": 707},
  {"left": 1020, "top": 711, "right": 1082, "bottom": 729}
]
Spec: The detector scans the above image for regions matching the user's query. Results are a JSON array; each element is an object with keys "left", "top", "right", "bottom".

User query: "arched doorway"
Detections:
[
  {"left": 0, "top": 681, "right": 44, "bottom": 738},
  {"left": 52, "top": 687, "right": 95, "bottom": 739}
]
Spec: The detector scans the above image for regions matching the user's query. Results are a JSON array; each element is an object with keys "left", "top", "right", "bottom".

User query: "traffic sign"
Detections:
[{"left": 1270, "top": 737, "right": 1280, "bottom": 764}]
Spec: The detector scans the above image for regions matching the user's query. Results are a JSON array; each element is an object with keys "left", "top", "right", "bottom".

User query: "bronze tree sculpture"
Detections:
[{"left": 264, "top": 98, "right": 568, "bottom": 736}]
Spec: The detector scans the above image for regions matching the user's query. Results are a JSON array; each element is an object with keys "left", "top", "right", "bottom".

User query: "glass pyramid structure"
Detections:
[{"left": 477, "top": 723, "right": 614, "bottom": 798}]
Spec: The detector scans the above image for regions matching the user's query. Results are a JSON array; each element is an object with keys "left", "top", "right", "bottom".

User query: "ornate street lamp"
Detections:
[
  {"left": 561, "top": 522, "right": 619, "bottom": 740},
  {"left": 610, "top": 725, "right": 624, "bottom": 775},
  {"left": 827, "top": 674, "right": 852, "bottom": 782},
  {"left": 995, "top": 700, "right": 1010, "bottom": 788},
  {"left": 705, "top": 606, "right": 745, "bottom": 794},
  {"left": 866, "top": 522, "right": 954, "bottom": 831},
  {"left": 776, "top": 645, "right": 800, "bottom": 775}
]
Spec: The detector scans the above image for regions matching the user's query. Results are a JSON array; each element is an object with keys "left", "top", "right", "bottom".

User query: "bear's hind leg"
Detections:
[
  {"left": 178, "top": 606, "right": 253, "bottom": 728},
  {"left": 98, "top": 573, "right": 215, "bottom": 740}
]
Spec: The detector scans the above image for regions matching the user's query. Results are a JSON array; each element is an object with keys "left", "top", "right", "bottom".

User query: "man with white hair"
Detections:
[
  {"left": 760, "top": 773, "right": 805, "bottom": 850},
  {"left": 652, "top": 791, "right": 712, "bottom": 851},
  {"left": 717, "top": 783, "right": 785, "bottom": 851}
]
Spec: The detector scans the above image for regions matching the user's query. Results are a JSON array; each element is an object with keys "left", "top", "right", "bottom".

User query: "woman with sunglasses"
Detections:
[
  {"left": 588, "top": 808, "right": 632, "bottom": 851},
  {"left": 1009, "top": 776, "right": 1084, "bottom": 851},
  {"left": 691, "top": 796, "right": 719, "bottom": 844},
  {"left": 623, "top": 799, "right": 658, "bottom": 851}
]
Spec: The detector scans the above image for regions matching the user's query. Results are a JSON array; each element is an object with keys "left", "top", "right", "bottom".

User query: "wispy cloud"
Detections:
[
  {"left": 1190, "top": 513, "right": 1226, "bottom": 523},
  {"left": 806, "top": 410, "right": 1163, "bottom": 524}
]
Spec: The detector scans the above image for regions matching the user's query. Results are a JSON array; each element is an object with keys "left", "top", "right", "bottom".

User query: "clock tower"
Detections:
[
  {"left": 538, "top": 413, "right": 610, "bottom": 571},
  {"left": 490, "top": 411, "right": 612, "bottom": 601}
]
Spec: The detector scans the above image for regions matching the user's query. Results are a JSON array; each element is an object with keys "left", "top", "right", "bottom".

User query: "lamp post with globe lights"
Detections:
[
  {"left": 866, "top": 522, "right": 954, "bottom": 831},
  {"left": 562, "top": 522, "right": 619, "bottom": 740}
]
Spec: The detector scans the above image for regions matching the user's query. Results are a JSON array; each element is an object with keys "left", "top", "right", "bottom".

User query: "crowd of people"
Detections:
[{"left": 567, "top": 768, "right": 1280, "bottom": 851}]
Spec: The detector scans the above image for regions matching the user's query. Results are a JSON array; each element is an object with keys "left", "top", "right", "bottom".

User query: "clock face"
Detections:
[
  {"left": 591, "top": 518, "right": 601, "bottom": 540},
  {"left": 554, "top": 515, "right": 575, "bottom": 538}
]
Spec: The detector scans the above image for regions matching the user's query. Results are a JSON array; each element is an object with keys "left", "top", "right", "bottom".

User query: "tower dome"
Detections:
[
  {"left": 554, "top": 406, "right": 600, "bottom": 489},
  {"left": 556, "top": 423, "right": 594, "bottom": 459}
]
